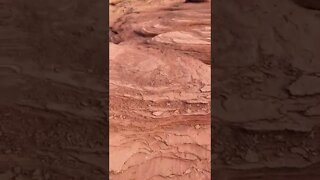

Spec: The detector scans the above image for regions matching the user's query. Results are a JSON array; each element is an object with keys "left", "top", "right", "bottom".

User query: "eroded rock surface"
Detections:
[
  {"left": 109, "top": 0, "right": 211, "bottom": 179},
  {"left": 213, "top": 0, "right": 320, "bottom": 179},
  {"left": 0, "top": 0, "right": 107, "bottom": 179}
]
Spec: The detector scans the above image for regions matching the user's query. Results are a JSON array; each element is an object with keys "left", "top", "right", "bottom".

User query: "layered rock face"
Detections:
[
  {"left": 109, "top": 0, "right": 211, "bottom": 179},
  {"left": 0, "top": 0, "right": 108, "bottom": 179},
  {"left": 213, "top": 0, "right": 320, "bottom": 179}
]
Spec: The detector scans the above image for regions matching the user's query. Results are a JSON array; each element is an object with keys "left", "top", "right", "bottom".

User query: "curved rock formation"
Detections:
[{"left": 109, "top": 0, "right": 211, "bottom": 179}]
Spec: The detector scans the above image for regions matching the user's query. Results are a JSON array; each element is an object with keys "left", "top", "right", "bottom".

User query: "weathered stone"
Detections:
[{"left": 288, "top": 75, "right": 320, "bottom": 96}]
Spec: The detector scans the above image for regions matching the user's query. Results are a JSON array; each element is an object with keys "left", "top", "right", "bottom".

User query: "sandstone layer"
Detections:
[{"left": 109, "top": 0, "right": 211, "bottom": 179}]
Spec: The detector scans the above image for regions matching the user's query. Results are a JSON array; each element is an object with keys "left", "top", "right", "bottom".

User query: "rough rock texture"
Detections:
[
  {"left": 213, "top": 0, "right": 320, "bottom": 179},
  {"left": 0, "top": 0, "right": 107, "bottom": 179},
  {"left": 109, "top": 0, "right": 211, "bottom": 179}
]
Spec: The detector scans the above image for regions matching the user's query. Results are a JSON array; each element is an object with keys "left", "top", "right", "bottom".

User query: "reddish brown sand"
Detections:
[{"left": 109, "top": 0, "right": 211, "bottom": 179}]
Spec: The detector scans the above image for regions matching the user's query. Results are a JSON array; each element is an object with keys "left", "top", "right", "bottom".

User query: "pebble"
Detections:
[
  {"left": 184, "top": 168, "right": 191, "bottom": 174},
  {"left": 152, "top": 111, "right": 163, "bottom": 116},
  {"left": 195, "top": 124, "right": 201, "bottom": 129},
  {"left": 200, "top": 85, "right": 210, "bottom": 92}
]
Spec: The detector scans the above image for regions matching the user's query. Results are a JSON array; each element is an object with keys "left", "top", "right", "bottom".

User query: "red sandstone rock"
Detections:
[{"left": 109, "top": 0, "right": 211, "bottom": 179}]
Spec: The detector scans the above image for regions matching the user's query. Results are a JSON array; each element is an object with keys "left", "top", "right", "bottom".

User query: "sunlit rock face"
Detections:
[{"left": 109, "top": 0, "right": 211, "bottom": 179}]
